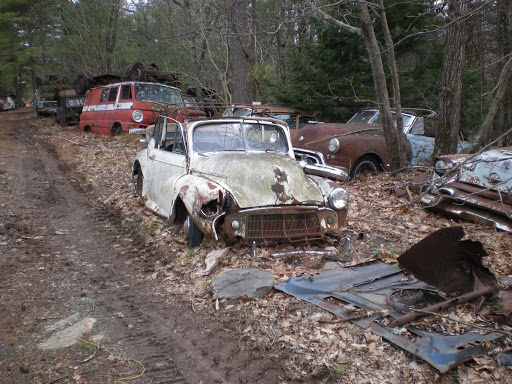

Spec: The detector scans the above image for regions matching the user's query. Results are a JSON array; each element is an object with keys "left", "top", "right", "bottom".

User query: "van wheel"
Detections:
[
  {"left": 350, "top": 155, "right": 380, "bottom": 179},
  {"left": 185, "top": 216, "right": 203, "bottom": 248},
  {"left": 83, "top": 125, "right": 91, "bottom": 133},
  {"left": 111, "top": 123, "right": 123, "bottom": 135}
]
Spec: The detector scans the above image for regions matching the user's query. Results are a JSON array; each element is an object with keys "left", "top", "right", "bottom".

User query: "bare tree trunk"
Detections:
[
  {"left": 357, "top": 2, "right": 404, "bottom": 171},
  {"left": 495, "top": 0, "right": 512, "bottom": 146},
  {"left": 229, "top": 0, "right": 252, "bottom": 103},
  {"left": 434, "top": 0, "right": 468, "bottom": 156},
  {"left": 105, "top": 0, "right": 122, "bottom": 73},
  {"left": 467, "top": 56, "right": 512, "bottom": 151},
  {"left": 378, "top": 0, "right": 408, "bottom": 166}
]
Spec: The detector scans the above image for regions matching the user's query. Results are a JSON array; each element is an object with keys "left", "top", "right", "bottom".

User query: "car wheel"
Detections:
[
  {"left": 129, "top": 62, "right": 147, "bottom": 82},
  {"left": 111, "top": 123, "right": 123, "bottom": 135},
  {"left": 185, "top": 215, "right": 203, "bottom": 248},
  {"left": 350, "top": 155, "right": 380, "bottom": 179},
  {"left": 135, "top": 170, "right": 143, "bottom": 198},
  {"left": 74, "top": 73, "right": 89, "bottom": 96}
]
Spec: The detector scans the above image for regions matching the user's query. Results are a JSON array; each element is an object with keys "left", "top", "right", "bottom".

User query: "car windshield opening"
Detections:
[
  {"left": 373, "top": 112, "right": 414, "bottom": 131},
  {"left": 348, "top": 110, "right": 378, "bottom": 124},
  {"left": 134, "top": 83, "right": 183, "bottom": 105},
  {"left": 193, "top": 122, "right": 289, "bottom": 154}
]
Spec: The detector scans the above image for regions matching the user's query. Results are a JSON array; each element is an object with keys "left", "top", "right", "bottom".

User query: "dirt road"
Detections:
[{"left": 0, "top": 109, "right": 286, "bottom": 383}]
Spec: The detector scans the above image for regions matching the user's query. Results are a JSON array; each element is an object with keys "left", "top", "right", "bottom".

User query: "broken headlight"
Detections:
[
  {"left": 434, "top": 159, "right": 453, "bottom": 175},
  {"left": 132, "top": 110, "right": 144, "bottom": 123},
  {"left": 328, "top": 138, "right": 340, "bottom": 153},
  {"left": 329, "top": 188, "right": 348, "bottom": 210}
]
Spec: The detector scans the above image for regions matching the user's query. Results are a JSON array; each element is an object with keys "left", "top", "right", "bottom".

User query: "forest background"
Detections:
[{"left": 0, "top": 0, "right": 511, "bottom": 152}]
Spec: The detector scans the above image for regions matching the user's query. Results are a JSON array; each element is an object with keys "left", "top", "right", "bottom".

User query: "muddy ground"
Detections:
[
  {"left": 1, "top": 109, "right": 511, "bottom": 384},
  {"left": 0, "top": 109, "right": 287, "bottom": 384}
]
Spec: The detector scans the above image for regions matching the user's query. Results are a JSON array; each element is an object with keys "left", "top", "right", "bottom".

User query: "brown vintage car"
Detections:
[
  {"left": 291, "top": 123, "right": 394, "bottom": 179},
  {"left": 291, "top": 109, "right": 428, "bottom": 178}
]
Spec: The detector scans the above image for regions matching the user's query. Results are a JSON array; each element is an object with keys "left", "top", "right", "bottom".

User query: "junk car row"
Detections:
[{"left": 34, "top": 62, "right": 512, "bottom": 237}]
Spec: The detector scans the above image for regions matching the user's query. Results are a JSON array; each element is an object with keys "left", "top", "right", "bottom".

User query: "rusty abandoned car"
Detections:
[
  {"left": 291, "top": 108, "right": 468, "bottom": 178},
  {"left": 420, "top": 147, "right": 512, "bottom": 232},
  {"left": 131, "top": 116, "right": 349, "bottom": 247}
]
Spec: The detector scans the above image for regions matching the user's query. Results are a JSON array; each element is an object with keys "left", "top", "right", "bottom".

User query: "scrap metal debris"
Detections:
[
  {"left": 275, "top": 229, "right": 508, "bottom": 373},
  {"left": 397, "top": 226, "right": 496, "bottom": 295}
]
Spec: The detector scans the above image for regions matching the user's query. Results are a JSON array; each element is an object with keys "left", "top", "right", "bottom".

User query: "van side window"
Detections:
[
  {"left": 100, "top": 89, "right": 108, "bottom": 102},
  {"left": 120, "top": 85, "right": 132, "bottom": 100},
  {"left": 108, "top": 87, "right": 119, "bottom": 102}
]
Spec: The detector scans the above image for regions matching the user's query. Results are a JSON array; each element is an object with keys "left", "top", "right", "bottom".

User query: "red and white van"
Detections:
[{"left": 79, "top": 81, "right": 205, "bottom": 134}]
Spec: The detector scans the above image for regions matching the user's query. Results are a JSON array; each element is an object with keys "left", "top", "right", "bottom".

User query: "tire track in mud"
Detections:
[{"left": 1, "top": 111, "right": 286, "bottom": 383}]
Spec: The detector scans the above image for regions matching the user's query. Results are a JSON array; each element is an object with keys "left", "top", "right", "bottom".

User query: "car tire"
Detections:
[
  {"left": 350, "top": 155, "right": 380, "bottom": 179},
  {"left": 74, "top": 73, "right": 89, "bottom": 96},
  {"left": 129, "top": 62, "right": 147, "bottom": 82},
  {"left": 185, "top": 216, "right": 203, "bottom": 248},
  {"left": 111, "top": 123, "right": 123, "bottom": 135},
  {"left": 135, "top": 170, "right": 143, "bottom": 198}
]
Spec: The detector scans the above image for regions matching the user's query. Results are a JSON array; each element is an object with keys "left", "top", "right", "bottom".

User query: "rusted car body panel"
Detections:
[
  {"left": 276, "top": 228, "right": 505, "bottom": 372},
  {"left": 132, "top": 117, "right": 349, "bottom": 245},
  {"left": 421, "top": 147, "right": 512, "bottom": 232}
]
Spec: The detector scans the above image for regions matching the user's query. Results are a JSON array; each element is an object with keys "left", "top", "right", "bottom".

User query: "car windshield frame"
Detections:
[
  {"left": 192, "top": 121, "right": 289, "bottom": 154},
  {"left": 134, "top": 83, "right": 183, "bottom": 105}
]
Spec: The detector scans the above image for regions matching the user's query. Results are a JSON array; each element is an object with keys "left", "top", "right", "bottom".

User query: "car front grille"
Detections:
[{"left": 246, "top": 211, "right": 323, "bottom": 241}]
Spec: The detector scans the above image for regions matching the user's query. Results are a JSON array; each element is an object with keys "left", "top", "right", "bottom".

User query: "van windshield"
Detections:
[{"left": 134, "top": 84, "right": 183, "bottom": 105}]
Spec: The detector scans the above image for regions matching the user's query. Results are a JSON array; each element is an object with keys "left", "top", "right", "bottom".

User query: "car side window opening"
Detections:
[
  {"left": 108, "top": 87, "right": 119, "bottom": 102},
  {"left": 120, "top": 85, "right": 132, "bottom": 100},
  {"left": 153, "top": 117, "right": 164, "bottom": 149},
  {"left": 172, "top": 124, "right": 186, "bottom": 154},
  {"left": 100, "top": 89, "right": 108, "bottom": 102},
  {"left": 409, "top": 118, "right": 425, "bottom": 135}
]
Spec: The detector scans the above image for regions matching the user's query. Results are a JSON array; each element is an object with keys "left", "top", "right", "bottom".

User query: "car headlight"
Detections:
[
  {"left": 132, "top": 110, "right": 144, "bottom": 123},
  {"left": 434, "top": 159, "right": 453, "bottom": 175},
  {"left": 329, "top": 188, "right": 349, "bottom": 210},
  {"left": 328, "top": 138, "right": 340, "bottom": 153}
]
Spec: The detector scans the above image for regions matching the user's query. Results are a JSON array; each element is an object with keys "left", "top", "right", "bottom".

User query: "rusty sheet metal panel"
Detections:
[
  {"left": 422, "top": 195, "right": 512, "bottom": 233},
  {"left": 397, "top": 227, "right": 496, "bottom": 294},
  {"left": 275, "top": 259, "right": 505, "bottom": 372}
]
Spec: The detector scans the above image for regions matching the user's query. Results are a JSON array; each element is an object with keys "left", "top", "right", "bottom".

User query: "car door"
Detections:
[{"left": 147, "top": 116, "right": 187, "bottom": 217}]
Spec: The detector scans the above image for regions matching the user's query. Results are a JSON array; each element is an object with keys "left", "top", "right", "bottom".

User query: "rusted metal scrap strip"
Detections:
[{"left": 388, "top": 285, "right": 496, "bottom": 328}]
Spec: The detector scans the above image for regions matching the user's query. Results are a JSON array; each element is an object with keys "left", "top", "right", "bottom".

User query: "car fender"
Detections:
[{"left": 171, "top": 174, "right": 226, "bottom": 237}]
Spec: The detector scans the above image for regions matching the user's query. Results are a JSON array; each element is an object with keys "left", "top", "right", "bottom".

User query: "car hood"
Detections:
[
  {"left": 189, "top": 152, "right": 325, "bottom": 208},
  {"left": 438, "top": 147, "right": 512, "bottom": 192}
]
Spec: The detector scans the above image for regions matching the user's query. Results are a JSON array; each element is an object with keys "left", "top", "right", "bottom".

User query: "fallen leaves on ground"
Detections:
[{"left": 41, "top": 120, "right": 512, "bottom": 383}]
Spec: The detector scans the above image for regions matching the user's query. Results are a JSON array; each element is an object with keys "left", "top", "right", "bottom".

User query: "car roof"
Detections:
[{"left": 91, "top": 81, "right": 181, "bottom": 92}]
